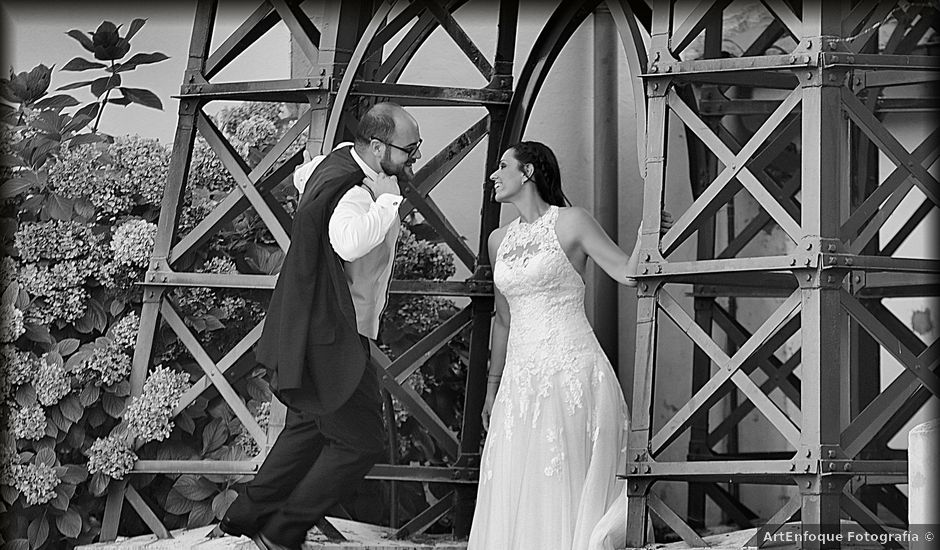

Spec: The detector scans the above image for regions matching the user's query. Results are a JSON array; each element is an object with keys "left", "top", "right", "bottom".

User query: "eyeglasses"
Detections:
[{"left": 372, "top": 136, "right": 422, "bottom": 158}]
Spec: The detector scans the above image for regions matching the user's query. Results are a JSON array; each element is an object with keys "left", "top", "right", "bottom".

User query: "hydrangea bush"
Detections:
[{"left": 1, "top": 38, "right": 466, "bottom": 547}]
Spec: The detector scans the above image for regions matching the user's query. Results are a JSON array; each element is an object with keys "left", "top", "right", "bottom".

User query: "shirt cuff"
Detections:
[{"left": 375, "top": 193, "right": 402, "bottom": 210}]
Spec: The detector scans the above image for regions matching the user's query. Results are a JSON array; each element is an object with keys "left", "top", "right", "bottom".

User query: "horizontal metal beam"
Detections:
[
  {"left": 131, "top": 461, "right": 480, "bottom": 483},
  {"left": 176, "top": 79, "right": 331, "bottom": 102},
  {"left": 348, "top": 81, "right": 512, "bottom": 105}
]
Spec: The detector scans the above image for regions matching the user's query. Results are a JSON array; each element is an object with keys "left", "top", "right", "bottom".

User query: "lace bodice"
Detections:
[{"left": 494, "top": 205, "right": 594, "bottom": 354}]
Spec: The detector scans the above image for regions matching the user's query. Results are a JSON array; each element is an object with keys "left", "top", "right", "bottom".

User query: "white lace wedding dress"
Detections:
[{"left": 468, "top": 205, "right": 629, "bottom": 550}]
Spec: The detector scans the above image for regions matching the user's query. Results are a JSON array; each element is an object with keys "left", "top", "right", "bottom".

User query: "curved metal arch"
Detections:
[
  {"left": 324, "top": 0, "right": 474, "bottom": 150},
  {"left": 500, "top": 0, "right": 651, "bottom": 165}
]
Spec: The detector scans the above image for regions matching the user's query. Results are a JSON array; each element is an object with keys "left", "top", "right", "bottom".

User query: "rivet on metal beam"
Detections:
[
  {"left": 827, "top": 450, "right": 835, "bottom": 458},
  {"left": 854, "top": 275, "right": 861, "bottom": 283},
  {"left": 806, "top": 449, "right": 812, "bottom": 458},
  {"left": 640, "top": 284, "right": 648, "bottom": 292},
  {"left": 790, "top": 258, "right": 797, "bottom": 266},
  {"left": 827, "top": 244, "right": 836, "bottom": 252},
  {"left": 644, "top": 254, "right": 651, "bottom": 262},
  {"left": 631, "top": 467, "right": 638, "bottom": 473},
  {"left": 644, "top": 466, "right": 651, "bottom": 473},
  {"left": 656, "top": 265, "right": 662, "bottom": 274},
  {"left": 804, "top": 259, "right": 811, "bottom": 267},
  {"left": 805, "top": 481, "right": 812, "bottom": 488},
  {"left": 652, "top": 83, "right": 659, "bottom": 91},
  {"left": 642, "top": 267, "right": 649, "bottom": 274},
  {"left": 634, "top": 454, "right": 641, "bottom": 461},
  {"left": 631, "top": 483, "right": 638, "bottom": 491},
  {"left": 846, "top": 258, "right": 853, "bottom": 266},
  {"left": 807, "top": 72, "right": 813, "bottom": 79},
  {"left": 843, "top": 464, "right": 851, "bottom": 472}
]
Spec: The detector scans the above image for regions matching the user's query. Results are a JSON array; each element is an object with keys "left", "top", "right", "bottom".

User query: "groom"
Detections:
[{"left": 219, "top": 103, "right": 422, "bottom": 550}]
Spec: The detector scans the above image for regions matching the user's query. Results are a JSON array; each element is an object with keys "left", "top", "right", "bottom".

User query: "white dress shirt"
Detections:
[{"left": 327, "top": 146, "right": 402, "bottom": 339}]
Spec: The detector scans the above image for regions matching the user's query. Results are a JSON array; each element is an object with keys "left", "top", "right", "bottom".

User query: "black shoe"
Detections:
[
  {"left": 251, "top": 531, "right": 300, "bottom": 550},
  {"left": 215, "top": 516, "right": 254, "bottom": 538}
]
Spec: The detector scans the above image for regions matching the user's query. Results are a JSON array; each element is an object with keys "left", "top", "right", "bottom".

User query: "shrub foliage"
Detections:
[{"left": 1, "top": 20, "right": 466, "bottom": 549}]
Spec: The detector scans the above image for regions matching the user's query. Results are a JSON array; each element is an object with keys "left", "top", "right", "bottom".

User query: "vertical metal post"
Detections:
[
  {"left": 799, "top": 2, "right": 848, "bottom": 545},
  {"left": 454, "top": 0, "right": 518, "bottom": 537},
  {"left": 101, "top": 0, "right": 218, "bottom": 543},
  {"left": 592, "top": 5, "right": 619, "bottom": 362},
  {"left": 626, "top": 2, "right": 672, "bottom": 545}
]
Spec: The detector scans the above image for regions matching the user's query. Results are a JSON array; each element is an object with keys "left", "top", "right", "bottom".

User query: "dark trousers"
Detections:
[{"left": 226, "top": 338, "right": 385, "bottom": 547}]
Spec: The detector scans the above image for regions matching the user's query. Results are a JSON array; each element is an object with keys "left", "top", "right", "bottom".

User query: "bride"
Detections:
[{"left": 468, "top": 142, "right": 670, "bottom": 550}]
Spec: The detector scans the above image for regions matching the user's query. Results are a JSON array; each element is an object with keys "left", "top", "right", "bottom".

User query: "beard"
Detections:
[{"left": 380, "top": 148, "right": 415, "bottom": 182}]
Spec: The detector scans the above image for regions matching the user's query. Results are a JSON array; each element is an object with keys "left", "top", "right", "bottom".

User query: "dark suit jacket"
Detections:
[{"left": 255, "top": 147, "right": 368, "bottom": 414}]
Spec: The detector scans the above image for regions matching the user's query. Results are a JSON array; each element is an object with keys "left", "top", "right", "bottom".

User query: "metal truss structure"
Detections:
[
  {"left": 99, "top": 0, "right": 938, "bottom": 548},
  {"left": 625, "top": 1, "right": 938, "bottom": 548}
]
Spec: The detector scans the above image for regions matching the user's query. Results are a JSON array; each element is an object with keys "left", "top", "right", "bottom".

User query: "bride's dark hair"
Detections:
[{"left": 510, "top": 141, "right": 571, "bottom": 207}]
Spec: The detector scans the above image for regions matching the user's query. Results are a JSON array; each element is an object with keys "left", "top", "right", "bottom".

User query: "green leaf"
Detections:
[
  {"left": 60, "top": 395, "right": 83, "bottom": 423},
  {"left": 27, "top": 515, "right": 49, "bottom": 548},
  {"left": 201, "top": 418, "right": 228, "bottom": 456},
  {"left": 108, "top": 96, "right": 133, "bottom": 106},
  {"left": 188, "top": 499, "right": 216, "bottom": 528},
  {"left": 165, "top": 488, "right": 195, "bottom": 515},
  {"left": 62, "top": 57, "right": 107, "bottom": 71},
  {"left": 173, "top": 475, "right": 216, "bottom": 501},
  {"left": 0, "top": 177, "right": 34, "bottom": 200},
  {"left": 63, "top": 113, "right": 94, "bottom": 134},
  {"left": 109, "top": 299, "right": 126, "bottom": 316},
  {"left": 57, "top": 80, "right": 95, "bottom": 91},
  {"left": 211, "top": 489, "right": 238, "bottom": 520},
  {"left": 125, "top": 18, "right": 147, "bottom": 41},
  {"left": 56, "top": 508, "right": 82, "bottom": 538},
  {"left": 89, "top": 471, "right": 109, "bottom": 496},
  {"left": 68, "top": 132, "right": 107, "bottom": 149},
  {"left": 43, "top": 193, "right": 74, "bottom": 221},
  {"left": 101, "top": 393, "right": 126, "bottom": 418},
  {"left": 119, "top": 87, "right": 162, "bottom": 110},
  {"left": 2, "top": 484, "right": 21, "bottom": 505},
  {"left": 36, "top": 447, "right": 56, "bottom": 467},
  {"left": 14, "top": 385, "right": 37, "bottom": 408},
  {"left": 90, "top": 75, "right": 121, "bottom": 98},
  {"left": 56, "top": 338, "right": 81, "bottom": 356},
  {"left": 60, "top": 464, "right": 89, "bottom": 484},
  {"left": 24, "top": 323, "right": 53, "bottom": 345},
  {"left": 33, "top": 94, "right": 79, "bottom": 110},
  {"left": 78, "top": 383, "right": 100, "bottom": 407},
  {"left": 47, "top": 406, "right": 71, "bottom": 432},
  {"left": 66, "top": 30, "right": 95, "bottom": 53},
  {"left": 65, "top": 422, "right": 86, "bottom": 448},
  {"left": 115, "top": 52, "right": 169, "bottom": 72},
  {"left": 74, "top": 102, "right": 100, "bottom": 120},
  {"left": 49, "top": 481, "right": 75, "bottom": 510}
]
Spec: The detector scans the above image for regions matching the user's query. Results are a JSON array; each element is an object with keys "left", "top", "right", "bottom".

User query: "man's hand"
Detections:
[
  {"left": 482, "top": 391, "right": 496, "bottom": 432},
  {"left": 660, "top": 210, "right": 674, "bottom": 235},
  {"left": 364, "top": 172, "right": 400, "bottom": 198}
]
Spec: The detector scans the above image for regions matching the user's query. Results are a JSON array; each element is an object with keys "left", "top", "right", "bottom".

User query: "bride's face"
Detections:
[{"left": 490, "top": 149, "right": 529, "bottom": 203}]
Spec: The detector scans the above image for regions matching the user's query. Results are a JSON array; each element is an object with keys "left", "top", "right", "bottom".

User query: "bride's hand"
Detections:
[{"left": 482, "top": 392, "right": 496, "bottom": 431}]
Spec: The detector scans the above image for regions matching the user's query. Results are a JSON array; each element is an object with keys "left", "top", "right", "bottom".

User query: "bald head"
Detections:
[
  {"left": 355, "top": 102, "right": 416, "bottom": 146},
  {"left": 354, "top": 102, "right": 422, "bottom": 182}
]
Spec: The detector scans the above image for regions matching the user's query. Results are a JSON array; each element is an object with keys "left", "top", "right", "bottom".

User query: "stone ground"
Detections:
[
  {"left": 76, "top": 520, "right": 908, "bottom": 549},
  {"left": 76, "top": 518, "right": 467, "bottom": 550}
]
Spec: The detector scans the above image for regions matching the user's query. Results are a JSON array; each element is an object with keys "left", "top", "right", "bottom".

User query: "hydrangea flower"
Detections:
[
  {"left": 111, "top": 219, "right": 157, "bottom": 268},
  {"left": 235, "top": 401, "right": 271, "bottom": 457},
  {"left": 12, "top": 462, "right": 60, "bottom": 506},
  {"left": 0, "top": 304, "right": 25, "bottom": 342},
  {"left": 109, "top": 312, "right": 139, "bottom": 350},
  {"left": 0, "top": 257, "right": 17, "bottom": 290},
  {"left": 12, "top": 404, "right": 47, "bottom": 441},
  {"left": 34, "top": 359, "right": 71, "bottom": 406},
  {"left": 74, "top": 340, "right": 131, "bottom": 387},
  {"left": 124, "top": 366, "right": 189, "bottom": 443},
  {"left": 14, "top": 220, "right": 96, "bottom": 263},
  {"left": 107, "top": 135, "right": 170, "bottom": 206},
  {"left": 0, "top": 345, "right": 41, "bottom": 386},
  {"left": 235, "top": 115, "right": 278, "bottom": 157},
  {"left": 86, "top": 435, "right": 137, "bottom": 479},
  {"left": 19, "top": 261, "right": 89, "bottom": 325},
  {"left": 48, "top": 144, "right": 132, "bottom": 214}
]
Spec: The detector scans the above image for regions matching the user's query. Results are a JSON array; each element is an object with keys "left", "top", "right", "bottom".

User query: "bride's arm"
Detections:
[
  {"left": 483, "top": 228, "right": 510, "bottom": 430},
  {"left": 563, "top": 207, "right": 640, "bottom": 287}
]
